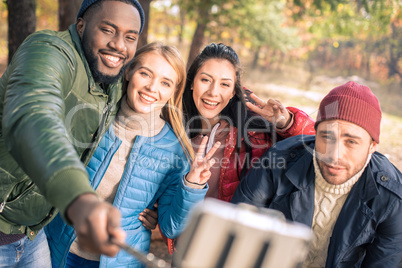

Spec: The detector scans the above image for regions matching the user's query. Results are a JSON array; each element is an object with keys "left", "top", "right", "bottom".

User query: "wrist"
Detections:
[
  {"left": 67, "top": 193, "right": 100, "bottom": 225},
  {"left": 184, "top": 174, "right": 206, "bottom": 189}
]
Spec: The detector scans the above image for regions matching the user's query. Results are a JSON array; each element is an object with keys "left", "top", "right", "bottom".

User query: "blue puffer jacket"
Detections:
[{"left": 45, "top": 123, "right": 208, "bottom": 267}]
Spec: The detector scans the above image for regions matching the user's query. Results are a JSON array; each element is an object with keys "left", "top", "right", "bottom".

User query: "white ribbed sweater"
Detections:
[{"left": 303, "top": 151, "right": 371, "bottom": 268}]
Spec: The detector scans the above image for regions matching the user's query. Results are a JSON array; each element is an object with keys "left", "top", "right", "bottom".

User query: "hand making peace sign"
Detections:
[
  {"left": 245, "top": 91, "right": 291, "bottom": 129},
  {"left": 185, "top": 136, "right": 221, "bottom": 185}
]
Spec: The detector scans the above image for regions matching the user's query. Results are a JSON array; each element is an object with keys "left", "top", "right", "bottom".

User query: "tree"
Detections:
[
  {"left": 6, "top": 0, "right": 36, "bottom": 64},
  {"left": 179, "top": 0, "right": 214, "bottom": 69},
  {"left": 59, "top": 0, "right": 82, "bottom": 31},
  {"left": 138, "top": 0, "right": 153, "bottom": 48}
]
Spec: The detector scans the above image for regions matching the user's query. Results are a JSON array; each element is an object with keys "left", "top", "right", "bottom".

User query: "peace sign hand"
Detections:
[
  {"left": 186, "top": 136, "right": 221, "bottom": 185},
  {"left": 245, "top": 92, "right": 291, "bottom": 129}
]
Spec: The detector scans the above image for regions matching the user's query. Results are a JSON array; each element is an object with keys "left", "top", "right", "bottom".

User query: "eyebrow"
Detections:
[
  {"left": 101, "top": 20, "right": 139, "bottom": 35},
  {"left": 342, "top": 133, "right": 362, "bottom": 140},
  {"left": 139, "top": 67, "right": 175, "bottom": 84},
  {"left": 318, "top": 130, "right": 362, "bottom": 140},
  {"left": 200, "top": 72, "right": 233, "bottom": 82}
]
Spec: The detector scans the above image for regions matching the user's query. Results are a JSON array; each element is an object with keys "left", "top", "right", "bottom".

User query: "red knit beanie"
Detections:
[{"left": 315, "top": 81, "right": 382, "bottom": 143}]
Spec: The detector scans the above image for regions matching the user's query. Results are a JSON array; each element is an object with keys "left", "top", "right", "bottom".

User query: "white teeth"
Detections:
[
  {"left": 140, "top": 93, "right": 156, "bottom": 102},
  {"left": 104, "top": 55, "right": 120, "bottom": 63},
  {"left": 203, "top": 99, "right": 218, "bottom": 106}
]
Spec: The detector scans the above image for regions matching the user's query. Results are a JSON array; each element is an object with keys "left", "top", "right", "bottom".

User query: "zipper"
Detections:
[
  {"left": 82, "top": 102, "right": 112, "bottom": 166},
  {"left": 0, "top": 181, "right": 22, "bottom": 213}
]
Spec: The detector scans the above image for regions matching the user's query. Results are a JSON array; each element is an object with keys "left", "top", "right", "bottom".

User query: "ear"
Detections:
[
  {"left": 369, "top": 141, "right": 378, "bottom": 154},
  {"left": 76, "top": 18, "right": 85, "bottom": 39}
]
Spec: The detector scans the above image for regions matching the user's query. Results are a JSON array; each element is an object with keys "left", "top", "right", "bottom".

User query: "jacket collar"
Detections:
[
  {"left": 68, "top": 24, "right": 111, "bottom": 97},
  {"left": 285, "top": 144, "right": 316, "bottom": 190}
]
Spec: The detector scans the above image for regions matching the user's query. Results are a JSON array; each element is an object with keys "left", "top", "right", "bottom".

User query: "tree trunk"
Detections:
[
  {"left": 252, "top": 46, "right": 261, "bottom": 68},
  {"left": 178, "top": 6, "right": 185, "bottom": 44},
  {"left": 138, "top": 0, "right": 153, "bottom": 49},
  {"left": 186, "top": 7, "right": 209, "bottom": 70},
  {"left": 7, "top": 0, "right": 36, "bottom": 64},
  {"left": 388, "top": 22, "right": 401, "bottom": 79},
  {"left": 59, "top": 0, "right": 83, "bottom": 31}
]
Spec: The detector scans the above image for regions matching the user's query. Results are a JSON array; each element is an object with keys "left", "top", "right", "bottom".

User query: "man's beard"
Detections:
[{"left": 81, "top": 31, "right": 132, "bottom": 85}]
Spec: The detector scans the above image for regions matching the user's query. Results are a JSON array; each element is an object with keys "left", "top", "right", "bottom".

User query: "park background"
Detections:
[{"left": 0, "top": 0, "right": 401, "bottom": 262}]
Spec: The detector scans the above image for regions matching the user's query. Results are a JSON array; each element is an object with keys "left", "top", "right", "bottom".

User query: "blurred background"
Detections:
[
  {"left": 0, "top": 0, "right": 401, "bottom": 171},
  {"left": 0, "top": 0, "right": 400, "bottom": 261},
  {"left": 2, "top": 0, "right": 400, "bottom": 169}
]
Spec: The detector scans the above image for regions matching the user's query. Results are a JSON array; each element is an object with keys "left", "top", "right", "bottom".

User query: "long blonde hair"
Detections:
[{"left": 127, "top": 42, "right": 194, "bottom": 160}]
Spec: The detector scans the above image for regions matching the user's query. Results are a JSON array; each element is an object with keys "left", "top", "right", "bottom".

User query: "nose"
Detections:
[
  {"left": 146, "top": 79, "right": 158, "bottom": 93},
  {"left": 207, "top": 81, "right": 219, "bottom": 96},
  {"left": 326, "top": 141, "right": 344, "bottom": 165},
  {"left": 109, "top": 33, "right": 126, "bottom": 52}
]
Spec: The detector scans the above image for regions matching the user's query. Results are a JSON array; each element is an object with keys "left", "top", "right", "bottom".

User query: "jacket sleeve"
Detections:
[
  {"left": 277, "top": 107, "right": 315, "bottom": 138},
  {"left": 361, "top": 198, "right": 402, "bottom": 267},
  {"left": 2, "top": 33, "right": 95, "bottom": 218},
  {"left": 157, "top": 161, "right": 208, "bottom": 239},
  {"left": 230, "top": 152, "right": 275, "bottom": 207}
]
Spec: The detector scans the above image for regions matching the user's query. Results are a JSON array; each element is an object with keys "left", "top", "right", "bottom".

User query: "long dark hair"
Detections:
[{"left": 183, "top": 43, "right": 274, "bottom": 179}]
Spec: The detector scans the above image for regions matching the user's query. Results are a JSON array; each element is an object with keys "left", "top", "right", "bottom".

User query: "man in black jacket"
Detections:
[{"left": 232, "top": 81, "right": 402, "bottom": 267}]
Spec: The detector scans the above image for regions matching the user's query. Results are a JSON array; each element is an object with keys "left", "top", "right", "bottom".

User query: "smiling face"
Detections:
[
  {"left": 77, "top": 1, "right": 141, "bottom": 84},
  {"left": 315, "top": 119, "right": 377, "bottom": 185},
  {"left": 125, "top": 52, "right": 178, "bottom": 114},
  {"left": 192, "top": 59, "right": 236, "bottom": 128}
]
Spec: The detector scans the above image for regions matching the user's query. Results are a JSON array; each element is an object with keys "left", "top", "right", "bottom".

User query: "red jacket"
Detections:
[
  {"left": 163, "top": 107, "right": 315, "bottom": 253},
  {"left": 219, "top": 106, "right": 315, "bottom": 202}
]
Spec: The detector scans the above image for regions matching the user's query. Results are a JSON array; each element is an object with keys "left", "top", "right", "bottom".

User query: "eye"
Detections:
[
  {"left": 201, "top": 78, "right": 211, "bottom": 83},
  {"left": 162, "top": 81, "right": 171, "bottom": 87},
  {"left": 347, "top": 139, "right": 358, "bottom": 145},
  {"left": 126, "top": 35, "right": 137, "bottom": 42},
  {"left": 101, "top": 27, "right": 114, "bottom": 34},
  {"left": 222, "top": 83, "right": 230, "bottom": 87},
  {"left": 322, "top": 135, "right": 335, "bottom": 142},
  {"left": 140, "top": 71, "right": 150, "bottom": 78}
]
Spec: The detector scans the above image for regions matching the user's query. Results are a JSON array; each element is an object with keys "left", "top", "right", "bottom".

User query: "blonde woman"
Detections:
[{"left": 45, "top": 42, "right": 218, "bottom": 268}]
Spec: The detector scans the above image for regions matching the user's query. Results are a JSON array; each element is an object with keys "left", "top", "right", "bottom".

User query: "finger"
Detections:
[
  {"left": 199, "top": 170, "right": 212, "bottom": 184},
  {"left": 205, "top": 141, "right": 221, "bottom": 160},
  {"left": 153, "top": 202, "right": 158, "bottom": 209},
  {"left": 196, "top": 136, "right": 209, "bottom": 158},
  {"left": 199, "top": 157, "right": 215, "bottom": 172},
  {"left": 245, "top": 101, "right": 265, "bottom": 115},
  {"left": 275, "top": 115, "right": 286, "bottom": 126},
  {"left": 82, "top": 206, "right": 110, "bottom": 254},
  {"left": 144, "top": 210, "right": 158, "bottom": 224},
  {"left": 248, "top": 93, "right": 267, "bottom": 107},
  {"left": 271, "top": 99, "right": 286, "bottom": 113},
  {"left": 104, "top": 207, "right": 124, "bottom": 256},
  {"left": 139, "top": 216, "right": 152, "bottom": 229}
]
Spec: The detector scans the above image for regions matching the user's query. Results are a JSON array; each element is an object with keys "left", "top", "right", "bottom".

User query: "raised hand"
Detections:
[
  {"left": 186, "top": 135, "right": 220, "bottom": 185},
  {"left": 245, "top": 92, "right": 291, "bottom": 129}
]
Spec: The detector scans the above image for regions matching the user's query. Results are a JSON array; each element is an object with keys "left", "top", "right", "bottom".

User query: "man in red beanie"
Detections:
[{"left": 232, "top": 81, "right": 402, "bottom": 267}]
